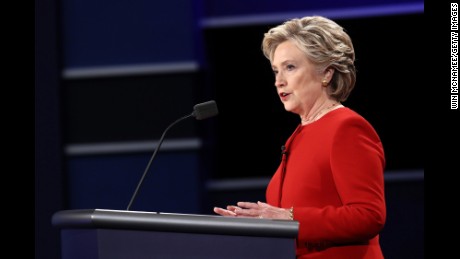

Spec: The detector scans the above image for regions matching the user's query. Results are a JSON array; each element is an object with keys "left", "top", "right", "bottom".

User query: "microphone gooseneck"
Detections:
[
  {"left": 126, "top": 114, "right": 192, "bottom": 211},
  {"left": 126, "top": 100, "right": 218, "bottom": 211}
]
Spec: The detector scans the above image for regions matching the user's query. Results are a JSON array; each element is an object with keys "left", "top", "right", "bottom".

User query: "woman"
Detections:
[{"left": 214, "top": 16, "right": 386, "bottom": 258}]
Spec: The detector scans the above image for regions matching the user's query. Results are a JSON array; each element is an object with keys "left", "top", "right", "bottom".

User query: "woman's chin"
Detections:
[{"left": 283, "top": 103, "right": 294, "bottom": 113}]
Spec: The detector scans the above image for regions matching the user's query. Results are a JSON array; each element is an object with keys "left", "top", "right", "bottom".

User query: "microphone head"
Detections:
[{"left": 192, "top": 100, "right": 218, "bottom": 120}]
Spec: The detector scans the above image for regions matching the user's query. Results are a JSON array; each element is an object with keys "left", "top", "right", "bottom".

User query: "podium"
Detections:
[{"left": 52, "top": 209, "right": 299, "bottom": 259}]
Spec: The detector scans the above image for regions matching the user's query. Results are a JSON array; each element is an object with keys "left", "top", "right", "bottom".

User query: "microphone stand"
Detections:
[{"left": 126, "top": 113, "right": 193, "bottom": 211}]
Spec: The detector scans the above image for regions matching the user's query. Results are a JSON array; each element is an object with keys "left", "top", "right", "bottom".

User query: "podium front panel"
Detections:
[
  {"left": 53, "top": 209, "right": 299, "bottom": 259},
  {"left": 61, "top": 228, "right": 296, "bottom": 259}
]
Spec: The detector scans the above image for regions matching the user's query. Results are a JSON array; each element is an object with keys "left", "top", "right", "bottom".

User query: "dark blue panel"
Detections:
[
  {"left": 203, "top": 0, "right": 423, "bottom": 17},
  {"left": 36, "top": 0, "right": 64, "bottom": 258},
  {"left": 66, "top": 152, "right": 203, "bottom": 213},
  {"left": 380, "top": 181, "right": 424, "bottom": 258},
  {"left": 63, "top": 73, "right": 199, "bottom": 143},
  {"left": 61, "top": 0, "right": 197, "bottom": 68}
]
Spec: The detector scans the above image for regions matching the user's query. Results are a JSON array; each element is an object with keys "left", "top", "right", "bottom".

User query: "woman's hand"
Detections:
[
  {"left": 214, "top": 201, "right": 292, "bottom": 220},
  {"left": 213, "top": 205, "right": 239, "bottom": 217}
]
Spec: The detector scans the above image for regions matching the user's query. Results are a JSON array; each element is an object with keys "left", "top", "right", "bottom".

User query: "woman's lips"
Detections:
[{"left": 280, "top": 92, "right": 290, "bottom": 101}]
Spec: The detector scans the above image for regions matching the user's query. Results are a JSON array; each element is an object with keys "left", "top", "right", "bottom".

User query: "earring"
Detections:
[{"left": 322, "top": 79, "right": 328, "bottom": 87}]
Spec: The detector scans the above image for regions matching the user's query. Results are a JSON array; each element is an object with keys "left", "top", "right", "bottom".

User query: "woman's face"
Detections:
[{"left": 271, "top": 40, "right": 324, "bottom": 115}]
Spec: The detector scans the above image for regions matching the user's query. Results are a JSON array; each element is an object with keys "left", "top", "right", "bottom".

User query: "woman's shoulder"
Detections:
[
  {"left": 328, "top": 106, "right": 367, "bottom": 122},
  {"left": 326, "top": 107, "right": 378, "bottom": 133}
]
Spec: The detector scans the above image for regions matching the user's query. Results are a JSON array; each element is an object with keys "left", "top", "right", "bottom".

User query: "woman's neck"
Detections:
[{"left": 300, "top": 100, "right": 343, "bottom": 125}]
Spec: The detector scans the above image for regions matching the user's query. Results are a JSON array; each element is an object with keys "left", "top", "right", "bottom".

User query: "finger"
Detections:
[
  {"left": 234, "top": 207, "right": 259, "bottom": 217},
  {"left": 226, "top": 205, "right": 239, "bottom": 212},
  {"left": 236, "top": 201, "right": 258, "bottom": 209},
  {"left": 257, "top": 201, "right": 269, "bottom": 207},
  {"left": 214, "top": 207, "right": 237, "bottom": 216},
  {"left": 213, "top": 207, "right": 224, "bottom": 214}
]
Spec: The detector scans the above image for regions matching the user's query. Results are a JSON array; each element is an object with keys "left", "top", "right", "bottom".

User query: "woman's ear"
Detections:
[
  {"left": 324, "top": 68, "right": 335, "bottom": 82},
  {"left": 321, "top": 68, "right": 335, "bottom": 87}
]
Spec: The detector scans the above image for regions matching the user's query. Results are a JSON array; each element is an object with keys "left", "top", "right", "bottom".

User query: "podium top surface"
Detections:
[{"left": 52, "top": 209, "right": 299, "bottom": 238}]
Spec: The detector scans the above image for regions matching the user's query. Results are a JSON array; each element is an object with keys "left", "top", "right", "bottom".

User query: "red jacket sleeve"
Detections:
[{"left": 295, "top": 116, "right": 386, "bottom": 243}]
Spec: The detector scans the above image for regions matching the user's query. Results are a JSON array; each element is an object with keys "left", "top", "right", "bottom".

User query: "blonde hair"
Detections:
[{"left": 262, "top": 16, "right": 356, "bottom": 101}]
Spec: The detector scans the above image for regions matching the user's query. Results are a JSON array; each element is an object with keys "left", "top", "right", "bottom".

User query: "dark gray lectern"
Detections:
[{"left": 52, "top": 209, "right": 299, "bottom": 259}]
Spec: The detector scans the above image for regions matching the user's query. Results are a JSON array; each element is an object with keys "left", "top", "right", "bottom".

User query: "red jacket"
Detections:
[{"left": 266, "top": 107, "right": 386, "bottom": 258}]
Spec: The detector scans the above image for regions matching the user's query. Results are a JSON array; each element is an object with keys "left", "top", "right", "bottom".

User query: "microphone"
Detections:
[
  {"left": 126, "top": 100, "right": 218, "bottom": 211},
  {"left": 192, "top": 100, "right": 219, "bottom": 120},
  {"left": 280, "top": 145, "right": 286, "bottom": 161}
]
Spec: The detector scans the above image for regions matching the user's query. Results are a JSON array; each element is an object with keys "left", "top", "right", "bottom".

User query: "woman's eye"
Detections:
[{"left": 286, "top": 64, "right": 295, "bottom": 70}]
